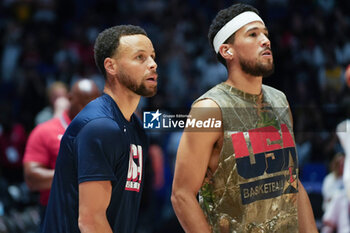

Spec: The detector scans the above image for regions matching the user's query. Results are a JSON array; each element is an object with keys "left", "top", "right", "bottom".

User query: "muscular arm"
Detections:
[
  {"left": 23, "top": 162, "right": 54, "bottom": 190},
  {"left": 76, "top": 118, "right": 126, "bottom": 233},
  {"left": 171, "top": 99, "right": 222, "bottom": 233},
  {"left": 78, "top": 180, "right": 113, "bottom": 233},
  {"left": 297, "top": 181, "right": 318, "bottom": 233}
]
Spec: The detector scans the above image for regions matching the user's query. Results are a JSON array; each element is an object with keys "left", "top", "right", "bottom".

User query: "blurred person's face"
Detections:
[
  {"left": 50, "top": 86, "right": 68, "bottom": 105},
  {"left": 113, "top": 34, "right": 158, "bottom": 97},
  {"left": 231, "top": 21, "right": 274, "bottom": 77},
  {"left": 69, "top": 80, "right": 101, "bottom": 119}
]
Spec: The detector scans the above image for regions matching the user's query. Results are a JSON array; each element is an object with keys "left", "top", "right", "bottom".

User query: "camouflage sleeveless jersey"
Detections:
[{"left": 196, "top": 82, "right": 299, "bottom": 233}]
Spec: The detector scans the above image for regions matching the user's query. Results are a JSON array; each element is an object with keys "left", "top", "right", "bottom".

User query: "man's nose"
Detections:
[
  {"left": 260, "top": 34, "right": 270, "bottom": 48},
  {"left": 148, "top": 57, "right": 157, "bottom": 70}
]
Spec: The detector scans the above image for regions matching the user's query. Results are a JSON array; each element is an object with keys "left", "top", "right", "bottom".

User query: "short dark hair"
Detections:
[
  {"left": 208, "top": 3, "right": 260, "bottom": 66},
  {"left": 94, "top": 25, "right": 147, "bottom": 78}
]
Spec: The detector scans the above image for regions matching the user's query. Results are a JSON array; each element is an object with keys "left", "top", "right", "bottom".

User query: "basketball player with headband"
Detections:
[{"left": 172, "top": 3, "right": 318, "bottom": 233}]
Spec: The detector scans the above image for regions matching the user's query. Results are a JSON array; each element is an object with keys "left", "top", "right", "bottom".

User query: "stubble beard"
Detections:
[
  {"left": 239, "top": 55, "right": 275, "bottom": 77},
  {"left": 118, "top": 69, "right": 157, "bottom": 97}
]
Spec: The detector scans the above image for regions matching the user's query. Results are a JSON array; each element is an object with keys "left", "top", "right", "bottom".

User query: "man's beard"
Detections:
[
  {"left": 118, "top": 69, "right": 157, "bottom": 97},
  {"left": 239, "top": 55, "right": 274, "bottom": 77}
]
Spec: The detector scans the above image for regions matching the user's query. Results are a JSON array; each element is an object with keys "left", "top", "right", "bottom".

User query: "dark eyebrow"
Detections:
[
  {"left": 135, "top": 49, "right": 156, "bottom": 54},
  {"left": 246, "top": 26, "right": 268, "bottom": 34},
  {"left": 134, "top": 49, "right": 156, "bottom": 58}
]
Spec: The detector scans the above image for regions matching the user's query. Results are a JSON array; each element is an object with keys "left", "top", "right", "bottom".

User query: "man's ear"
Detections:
[
  {"left": 219, "top": 44, "right": 234, "bottom": 60},
  {"left": 104, "top": 57, "right": 118, "bottom": 76}
]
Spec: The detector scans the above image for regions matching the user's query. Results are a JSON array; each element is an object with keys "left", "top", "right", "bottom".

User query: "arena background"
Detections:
[{"left": 0, "top": 0, "right": 349, "bottom": 232}]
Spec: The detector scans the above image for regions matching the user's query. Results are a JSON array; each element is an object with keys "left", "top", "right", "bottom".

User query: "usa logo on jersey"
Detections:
[
  {"left": 125, "top": 144, "right": 143, "bottom": 192},
  {"left": 232, "top": 124, "right": 298, "bottom": 204}
]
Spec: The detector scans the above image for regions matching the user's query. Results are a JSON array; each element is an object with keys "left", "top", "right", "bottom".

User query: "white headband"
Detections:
[{"left": 213, "top": 11, "right": 264, "bottom": 54}]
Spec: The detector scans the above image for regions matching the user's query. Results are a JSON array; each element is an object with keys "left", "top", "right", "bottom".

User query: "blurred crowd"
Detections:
[{"left": 0, "top": 0, "right": 350, "bottom": 232}]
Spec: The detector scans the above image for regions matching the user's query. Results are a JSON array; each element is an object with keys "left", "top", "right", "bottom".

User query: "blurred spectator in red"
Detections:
[{"left": 23, "top": 79, "right": 100, "bottom": 229}]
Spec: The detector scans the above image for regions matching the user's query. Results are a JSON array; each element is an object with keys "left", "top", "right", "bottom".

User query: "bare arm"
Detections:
[
  {"left": 297, "top": 181, "right": 318, "bottom": 233},
  {"left": 171, "top": 99, "right": 222, "bottom": 233},
  {"left": 23, "top": 162, "right": 55, "bottom": 191},
  {"left": 78, "top": 180, "right": 113, "bottom": 233}
]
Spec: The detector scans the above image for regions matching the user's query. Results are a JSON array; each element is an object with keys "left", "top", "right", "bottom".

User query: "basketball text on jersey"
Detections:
[
  {"left": 125, "top": 144, "right": 143, "bottom": 192},
  {"left": 231, "top": 124, "right": 298, "bottom": 204}
]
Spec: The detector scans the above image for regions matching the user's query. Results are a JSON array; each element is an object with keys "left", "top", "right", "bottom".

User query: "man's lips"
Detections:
[
  {"left": 261, "top": 49, "right": 272, "bottom": 56},
  {"left": 146, "top": 74, "right": 158, "bottom": 82}
]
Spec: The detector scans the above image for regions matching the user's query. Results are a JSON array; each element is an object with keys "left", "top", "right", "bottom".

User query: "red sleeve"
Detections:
[{"left": 23, "top": 125, "right": 50, "bottom": 166}]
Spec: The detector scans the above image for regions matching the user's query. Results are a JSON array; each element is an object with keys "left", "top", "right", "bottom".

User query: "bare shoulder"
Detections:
[
  {"left": 191, "top": 98, "right": 222, "bottom": 121},
  {"left": 192, "top": 98, "right": 220, "bottom": 108}
]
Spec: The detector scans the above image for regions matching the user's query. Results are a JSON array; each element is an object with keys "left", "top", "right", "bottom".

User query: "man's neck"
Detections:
[
  {"left": 226, "top": 68, "right": 263, "bottom": 95},
  {"left": 103, "top": 82, "right": 140, "bottom": 122}
]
